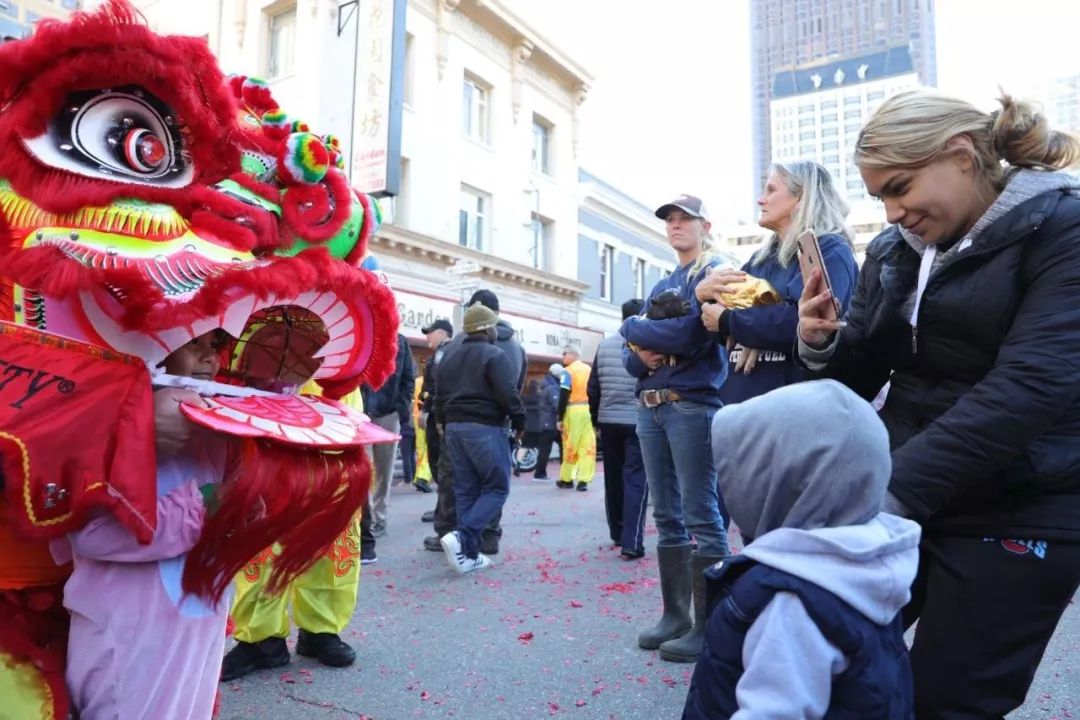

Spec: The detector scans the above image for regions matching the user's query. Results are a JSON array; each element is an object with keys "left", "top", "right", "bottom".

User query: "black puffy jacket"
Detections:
[{"left": 818, "top": 184, "right": 1080, "bottom": 542}]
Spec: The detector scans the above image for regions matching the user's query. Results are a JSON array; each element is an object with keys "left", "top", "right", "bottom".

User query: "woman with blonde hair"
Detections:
[
  {"left": 798, "top": 89, "right": 1080, "bottom": 716},
  {"left": 697, "top": 160, "right": 858, "bottom": 405}
]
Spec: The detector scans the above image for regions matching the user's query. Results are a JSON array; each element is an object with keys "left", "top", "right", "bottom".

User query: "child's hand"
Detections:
[{"left": 154, "top": 388, "right": 208, "bottom": 456}]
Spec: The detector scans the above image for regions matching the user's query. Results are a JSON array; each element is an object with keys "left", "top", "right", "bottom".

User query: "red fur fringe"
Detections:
[
  {"left": 0, "top": 245, "right": 399, "bottom": 391},
  {"left": 0, "top": 0, "right": 240, "bottom": 213},
  {"left": 281, "top": 171, "right": 354, "bottom": 243},
  {"left": 182, "top": 439, "right": 370, "bottom": 602}
]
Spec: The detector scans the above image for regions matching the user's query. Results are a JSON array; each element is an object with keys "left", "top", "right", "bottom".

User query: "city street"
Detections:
[{"left": 218, "top": 463, "right": 1079, "bottom": 720}]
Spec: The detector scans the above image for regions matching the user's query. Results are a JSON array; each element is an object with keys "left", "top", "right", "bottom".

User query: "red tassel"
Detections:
[{"left": 182, "top": 439, "right": 370, "bottom": 602}]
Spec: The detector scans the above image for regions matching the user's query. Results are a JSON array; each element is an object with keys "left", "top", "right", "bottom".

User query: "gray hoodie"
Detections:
[{"left": 710, "top": 380, "right": 921, "bottom": 717}]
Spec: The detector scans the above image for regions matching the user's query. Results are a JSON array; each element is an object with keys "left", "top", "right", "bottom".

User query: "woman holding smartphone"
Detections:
[
  {"left": 798, "top": 89, "right": 1080, "bottom": 717},
  {"left": 697, "top": 160, "right": 858, "bottom": 405}
]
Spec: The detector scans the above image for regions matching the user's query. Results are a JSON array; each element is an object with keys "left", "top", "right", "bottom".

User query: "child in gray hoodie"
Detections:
[{"left": 683, "top": 380, "right": 919, "bottom": 719}]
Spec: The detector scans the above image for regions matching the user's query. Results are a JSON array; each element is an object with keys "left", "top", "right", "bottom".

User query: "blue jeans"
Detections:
[
  {"left": 445, "top": 422, "right": 512, "bottom": 559},
  {"left": 636, "top": 400, "right": 728, "bottom": 556}
]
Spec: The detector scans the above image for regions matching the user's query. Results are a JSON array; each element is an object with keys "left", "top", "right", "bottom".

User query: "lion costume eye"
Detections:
[{"left": 24, "top": 85, "right": 194, "bottom": 187}]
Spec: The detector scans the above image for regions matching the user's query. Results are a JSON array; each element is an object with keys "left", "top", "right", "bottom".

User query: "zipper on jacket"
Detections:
[{"left": 911, "top": 325, "right": 918, "bottom": 355}]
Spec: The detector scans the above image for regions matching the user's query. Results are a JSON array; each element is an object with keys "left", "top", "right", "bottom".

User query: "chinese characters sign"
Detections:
[{"left": 350, "top": 0, "right": 405, "bottom": 196}]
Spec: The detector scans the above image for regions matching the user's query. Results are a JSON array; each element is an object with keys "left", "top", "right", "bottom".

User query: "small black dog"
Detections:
[{"left": 646, "top": 288, "right": 692, "bottom": 319}]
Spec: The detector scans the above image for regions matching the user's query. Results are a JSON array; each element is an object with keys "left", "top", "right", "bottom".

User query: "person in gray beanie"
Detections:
[{"left": 682, "top": 380, "right": 919, "bottom": 719}]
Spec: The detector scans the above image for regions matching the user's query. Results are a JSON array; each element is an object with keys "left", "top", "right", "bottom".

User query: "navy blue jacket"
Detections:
[
  {"left": 523, "top": 377, "right": 559, "bottom": 433},
  {"left": 718, "top": 234, "right": 857, "bottom": 405},
  {"left": 361, "top": 333, "right": 415, "bottom": 420},
  {"left": 815, "top": 190, "right": 1080, "bottom": 541},
  {"left": 683, "top": 556, "right": 913, "bottom": 720},
  {"left": 620, "top": 260, "right": 727, "bottom": 407}
]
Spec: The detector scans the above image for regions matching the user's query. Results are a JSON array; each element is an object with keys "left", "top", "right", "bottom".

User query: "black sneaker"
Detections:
[
  {"left": 361, "top": 545, "right": 377, "bottom": 564},
  {"left": 556, "top": 480, "right": 574, "bottom": 489},
  {"left": 296, "top": 630, "right": 356, "bottom": 667},
  {"left": 576, "top": 482, "right": 588, "bottom": 492},
  {"left": 220, "top": 638, "right": 290, "bottom": 681},
  {"left": 423, "top": 535, "right": 443, "bottom": 552},
  {"left": 480, "top": 535, "right": 500, "bottom": 555},
  {"left": 413, "top": 480, "right": 434, "bottom": 493},
  {"left": 421, "top": 510, "right": 435, "bottom": 523}
]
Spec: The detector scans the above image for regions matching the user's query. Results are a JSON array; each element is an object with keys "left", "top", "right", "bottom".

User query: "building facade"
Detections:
[
  {"left": 129, "top": 0, "right": 681, "bottom": 374},
  {"left": 770, "top": 46, "right": 919, "bottom": 204},
  {"left": 750, "top": 0, "right": 937, "bottom": 209},
  {"left": 0, "top": 0, "right": 79, "bottom": 39},
  {"left": 576, "top": 170, "right": 673, "bottom": 335}
]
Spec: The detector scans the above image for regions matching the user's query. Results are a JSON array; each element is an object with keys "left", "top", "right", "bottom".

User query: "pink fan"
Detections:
[{"left": 180, "top": 394, "right": 399, "bottom": 448}]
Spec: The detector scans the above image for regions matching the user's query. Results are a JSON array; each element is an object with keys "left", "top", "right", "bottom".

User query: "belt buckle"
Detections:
[{"left": 642, "top": 389, "right": 661, "bottom": 408}]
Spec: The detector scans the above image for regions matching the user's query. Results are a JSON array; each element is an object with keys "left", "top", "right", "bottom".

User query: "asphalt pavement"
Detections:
[{"left": 218, "top": 464, "right": 1078, "bottom": 720}]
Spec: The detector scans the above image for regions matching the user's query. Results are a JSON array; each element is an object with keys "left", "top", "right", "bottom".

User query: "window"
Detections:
[
  {"left": 267, "top": 6, "right": 296, "bottom": 79},
  {"left": 403, "top": 33, "right": 415, "bottom": 105},
  {"left": 844, "top": 94, "right": 861, "bottom": 105},
  {"left": 823, "top": 141, "right": 839, "bottom": 150},
  {"left": 458, "top": 185, "right": 489, "bottom": 250},
  {"left": 821, "top": 100, "right": 837, "bottom": 110},
  {"left": 822, "top": 127, "right": 838, "bottom": 137},
  {"left": 799, "top": 130, "right": 815, "bottom": 141},
  {"left": 531, "top": 115, "right": 552, "bottom": 174},
  {"left": 599, "top": 244, "right": 614, "bottom": 301},
  {"left": 529, "top": 214, "right": 551, "bottom": 270},
  {"left": 845, "top": 108, "right": 862, "bottom": 119},
  {"left": 634, "top": 258, "right": 647, "bottom": 298},
  {"left": 462, "top": 74, "right": 490, "bottom": 142},
  {"left": 800, "top": 143, "right": 814, "bottom": 154},
  {"left": 868, "top": 90, "right": 886, "bottom": 101},
  {"left": 799, "top": 117, "right": 815, "bottom": 128}
]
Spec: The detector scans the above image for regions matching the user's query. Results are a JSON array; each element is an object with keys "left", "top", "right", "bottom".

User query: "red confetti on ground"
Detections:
[
  {"left": 549, "top": 702, "right": 561, "bottom": 714},
  {"left": 599, "top": 582, "right": 635, "bottom": 594},
  {"left": 570, "top": 600, "right": 583, "bottom": 608},
  {"left": 661, "top": 675, "right": 678, "bottom": 688},
  {"left": 519, "top": 631, "right": 535, "bottom": 643},
  {"left": 576, "top": 699, "right": 588, "bottom": 707},
  {"left": 421, "top": 691, "right": 430, "bottom": 701},
  {"left": 280, "top": 672, "right": 295, "bottom": 684}
]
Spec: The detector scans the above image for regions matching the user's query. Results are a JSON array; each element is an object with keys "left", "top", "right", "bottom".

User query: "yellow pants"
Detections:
[
  {"left": 0, "top": 655, "right": 55, "bottom": 720},
  {"left": 231, "top": 514, "right": 361, "bottom": 641},
  {"left": 415, "top": 424, "right": 431, "bottom": 482},
  {"left": 560, "top": 405, "right": 596, "bottom": 483}
]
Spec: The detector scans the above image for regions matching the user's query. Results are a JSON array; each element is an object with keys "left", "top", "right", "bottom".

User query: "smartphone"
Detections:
[{"left": 796, "top": 230, "right": 840, "bottom": 320}]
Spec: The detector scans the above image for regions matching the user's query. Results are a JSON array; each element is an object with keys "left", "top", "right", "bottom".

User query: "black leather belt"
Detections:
[{"left": 640, "top": 389, "right": 683, "bottom": 408}]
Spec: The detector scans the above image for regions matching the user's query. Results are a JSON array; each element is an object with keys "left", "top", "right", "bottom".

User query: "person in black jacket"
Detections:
[
  {"left": 798, "top": 89, "right": 1080, "bottom": 718},
  {"left": 435, "top": 303, "right": 525, "bottom": 574},
  {"left": 520, "top": 377, "right": 558, "bottom": 479}
]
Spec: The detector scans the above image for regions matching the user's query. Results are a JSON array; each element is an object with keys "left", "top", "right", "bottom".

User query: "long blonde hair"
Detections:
[
  {"left": 855, "top": 90, "right": 1080, "bottom": 186},
  {"left": 753, "top": 160, "right": 853, "bottom": 268}
]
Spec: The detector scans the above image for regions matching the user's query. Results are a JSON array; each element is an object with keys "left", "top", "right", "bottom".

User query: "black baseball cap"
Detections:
[
  {"left": 655, "top": 194, "right": 709, "bottom": 221},
  {"left": 421, "top": 318, "right": 453, "bottom": 335}
]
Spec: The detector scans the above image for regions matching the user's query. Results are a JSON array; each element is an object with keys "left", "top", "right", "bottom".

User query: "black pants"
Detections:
[
  {"left": 523, "top": 429, "right": 556, "bottom": 477},
  {"left": 425, "top": 413, "right": 441, "bottom": 483},
  {"left": 905, "top": 533, "right": 1080, "bottom": 719},
  {"left": 399, "top": 424, "right": 416, "bottom": 485},
  {"left": 359, "top": 495, "right": 375, "bottom": 552},
  {"left": 599, "top": 422, "right": 648, "bottom": 553},
  {"left": 432, "top": 426, "right": 501, "bottom": 544}
]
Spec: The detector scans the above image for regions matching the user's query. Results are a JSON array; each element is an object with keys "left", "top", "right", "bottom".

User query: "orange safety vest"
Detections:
[{"left": 562, "top": 360, "right": 592, "bottom": 404}]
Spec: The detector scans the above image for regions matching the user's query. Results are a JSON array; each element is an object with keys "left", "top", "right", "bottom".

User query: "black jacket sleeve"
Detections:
[
  {"left": 396, "top": 339, "right": 416, "bottom": 426},
  {"left": 813, "top": 252, "right": 894, "bottom": 401},
  {"left": 487, "top": 350, "right": 526, "bottom": 432},
  {"left": 587, "top": 349, "right": 601, "bottom": 426},
  {"left": 558, "top": 387, "right": 569, "bottom": 421}
]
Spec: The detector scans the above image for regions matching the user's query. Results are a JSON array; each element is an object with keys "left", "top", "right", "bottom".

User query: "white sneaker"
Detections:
[
  {"left": 460, "top": 553, "right": 493, "bottom": 574},
  {"left": 440, "top": 531, "right": 466, "bottom": 573}
]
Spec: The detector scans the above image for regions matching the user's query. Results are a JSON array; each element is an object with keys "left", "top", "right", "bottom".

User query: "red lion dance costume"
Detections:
[{"left": 0, "top": 3, "right": 398, "bottom": 717}]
